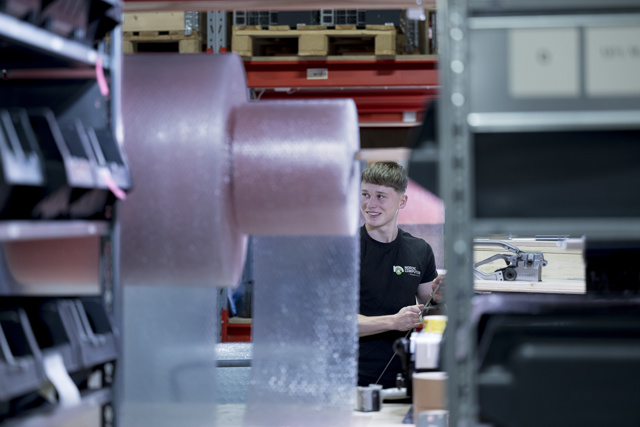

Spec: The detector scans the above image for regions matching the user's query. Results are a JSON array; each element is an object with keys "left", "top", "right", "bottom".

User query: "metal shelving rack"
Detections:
[
  {"left": 0, "top": 14, "right": 111, "bottom": 68},
  {"left": 436, "top": 0, "right": 476, "bottom": 423},
  {"left": 437, "top": 0, "right": 640, "bottom": 425},
  {"left": 0, "top": 3, "right": 123, "bottom": 426},
  {"left": 219, "top": 6, "right": 441, "bottom": 128}
]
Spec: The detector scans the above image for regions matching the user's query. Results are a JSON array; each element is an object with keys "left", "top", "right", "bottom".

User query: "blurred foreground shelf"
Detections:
[{"left": 0, "top": 221, "right": 110, "bottom": 242}]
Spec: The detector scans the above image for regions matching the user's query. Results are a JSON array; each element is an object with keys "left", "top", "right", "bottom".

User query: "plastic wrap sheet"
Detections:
[
  {"left": 243, "top": 235, "right": 359, "bottom": 427},
  {"left": 233, "top": 100, "right": 360, "bottom": 236},
  {"left": 121, "top": 285, "right": 219, "bottom": 427},
  {"left": 217, "top": 343, "right": 252, "bottom": 404},
  {"left": 121, "top": 54, "right": 247, "bottom": 288}
]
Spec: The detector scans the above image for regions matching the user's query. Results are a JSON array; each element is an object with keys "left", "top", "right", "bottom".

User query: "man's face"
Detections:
[{"left": 360, "top": 182, "right": 407, "bottom": 228}]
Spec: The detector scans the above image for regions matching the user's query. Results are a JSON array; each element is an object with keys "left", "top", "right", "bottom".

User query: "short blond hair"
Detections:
[{"left": 361, "top": 162, "right": 408, "bottom": 193}]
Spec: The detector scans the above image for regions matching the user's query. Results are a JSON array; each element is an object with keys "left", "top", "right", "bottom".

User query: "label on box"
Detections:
[
  {"left": 307, "top": 68, "right": 328, "bottom": 80},
  {"left": 509, "top": 28, "right": 580, "bottom": 98},
  {"left": 586, "top": 26, "right": 640, "bottom": 97}
]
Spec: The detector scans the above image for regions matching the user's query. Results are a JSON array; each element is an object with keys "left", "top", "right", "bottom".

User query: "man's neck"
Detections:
[{"left": 365, "top": 222, "right": 399, "bottom": 243}]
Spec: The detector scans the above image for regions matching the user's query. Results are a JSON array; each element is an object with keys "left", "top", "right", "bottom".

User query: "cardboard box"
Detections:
[{"left": 413, "top": 371, "right": 447, "bottom": 422}]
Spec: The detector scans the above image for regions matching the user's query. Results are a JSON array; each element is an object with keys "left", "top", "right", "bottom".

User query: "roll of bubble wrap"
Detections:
[
  {"left": 120, "top": 53, "right": 361, "bottom": 427},
  {"left": 121, "top": 53, "right": 360, "bottom": 289},
  {"left": 121, "top": 54, "right": 248, "bottom": 288},
  {"left": 232, "top": 100, "right": 360, "bottom": 236}
]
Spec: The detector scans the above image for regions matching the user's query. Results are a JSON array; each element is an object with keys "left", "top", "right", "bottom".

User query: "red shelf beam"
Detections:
[
  {"left": 242, "top": 59, "right": 439, "bottom": 126},
  {"left": 243, "top": 59, "right": 438, "bottom": 88}
]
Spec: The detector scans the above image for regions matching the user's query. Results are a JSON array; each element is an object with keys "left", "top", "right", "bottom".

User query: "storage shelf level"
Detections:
[
  {"left": 0, "top": 221, "right": 110, "bottom": 242},
  {"left": 0, "top": 13, "right": 110, "bottom": 69},
  {"left": 474, "top": 218, "right": 640, "bottom": 240}
]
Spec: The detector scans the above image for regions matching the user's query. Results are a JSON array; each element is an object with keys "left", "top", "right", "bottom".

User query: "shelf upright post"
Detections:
[
  {"left": 100, "top": 221, "right": 118, "bottom": 427},
  {"left": 208, "top": 11, "right": 227, "bottom": 53},
  {"left": 436, "top": 0, "right": 478, "bottom": 425},
  {"left": 105, "top": 13, "right": 123, "bottom": 427}
]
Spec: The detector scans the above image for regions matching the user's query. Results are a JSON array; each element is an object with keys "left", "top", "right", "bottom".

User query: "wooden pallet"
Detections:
[
  {"left": 231, "top": 25, "right": 397, "bottom": 57},
  {"left": 123, "top": 30, "right": 202, "bottom": 54},
  {"left": 123, "top": 11, "right": 187, "bottom": 33},
  {"left": 122, "top": 12, "right": 202, "bottom": 54}
]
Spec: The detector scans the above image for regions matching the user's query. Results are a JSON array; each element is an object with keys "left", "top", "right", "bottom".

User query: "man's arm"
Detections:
[
  {"left": 358, "top": 305, "right": 423, "bottom": 337},
  {"left": 416, "top": 274, "right": 444, "bottom": 306}
]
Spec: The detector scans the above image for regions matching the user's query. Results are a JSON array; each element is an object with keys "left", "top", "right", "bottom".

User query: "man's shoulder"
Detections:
[
  {"left": 398, "top": 228, "right": 426, "bottom": 244},
  {"left": 398, "top": 228, "right": 433, "bottom": 252}
]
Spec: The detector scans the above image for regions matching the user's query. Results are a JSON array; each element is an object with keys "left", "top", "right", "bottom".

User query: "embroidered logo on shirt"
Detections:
[
  {"left": 404, "top": 266, "right": 421, "bottom": 277},
  {"left": 393, "top": 265, "right": 422, "bottom": 277}
]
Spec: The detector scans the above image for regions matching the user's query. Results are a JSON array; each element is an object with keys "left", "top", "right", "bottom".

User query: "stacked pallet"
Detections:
[
  {"left": 231, "top": 24, "right": 397, "bottom": 58},
  {"left": 122, "top": 12, "right": 202, "bottom": 54}
]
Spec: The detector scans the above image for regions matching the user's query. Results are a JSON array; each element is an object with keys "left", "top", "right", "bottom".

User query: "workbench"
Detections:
[
  {"left": 217, "top": 403, "right": 413, "bottom": 426},
  {"left": 352, "top": 403, "right": 413, "bottom": 426}
]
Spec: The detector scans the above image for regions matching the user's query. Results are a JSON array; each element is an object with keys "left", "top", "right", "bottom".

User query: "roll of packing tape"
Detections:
[
  {"left": 413, "top": 372, "right": 448, "bottom": 421},
  {"left": 355, "top": 384, "right": 382, "bottom": 412}
]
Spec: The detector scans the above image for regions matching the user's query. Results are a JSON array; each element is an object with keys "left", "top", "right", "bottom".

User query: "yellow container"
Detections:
[{"left": 423, "top": 315, "right": 447, "bottom": 334}]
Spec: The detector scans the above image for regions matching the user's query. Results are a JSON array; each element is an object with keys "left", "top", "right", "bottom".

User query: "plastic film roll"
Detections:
[
  {"left": 232, "top": 100, "right": 360, "bottom": 236},
  {"left": 121, "top": 54, "right": 248, "bottom": 288},
  {"left": 121, "top": 285, "right": 219, "bottom": 427},
  {"left": 121, "top": 53, "right": 360, "bottom": 288},
  {"left": 244, "top": 235, "right": 359, "bottom": 427}
]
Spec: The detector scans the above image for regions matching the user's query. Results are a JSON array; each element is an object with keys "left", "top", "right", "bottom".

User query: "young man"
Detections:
[{"left": 358, "top": 161, "right": 442, "bottom": 389}]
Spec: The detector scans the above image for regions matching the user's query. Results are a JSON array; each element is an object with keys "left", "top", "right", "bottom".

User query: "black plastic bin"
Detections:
[
  {"left": 61, "top": 298, "right": 117, "bottom": 368},
  {"left": 39, "top": 0, "right": 90, "bottom": 41},
  {"left": 27, "top": 108, "right": 118, "bottom": 220},
  {"left": 87, "top": 0, "right": 121, "bottom": 42},
  {"left": 0, "top": 109, "right": 46, "bottom": 219},
  {"left": 0, "top": 0, "right": 41, "bottom": 23},
  {"left": 0, "top": 308, "right": 45, "bottom": 417},
  {"left": 86, "top": 125, "right": 132, "bottom": 194},
  {"left": 23, "top": 300, "right": 82, "bottom": 376}
]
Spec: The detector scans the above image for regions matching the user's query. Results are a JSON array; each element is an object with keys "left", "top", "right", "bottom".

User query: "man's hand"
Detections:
[
  {"left": 393, "top": 304, "right": 424, "bottom": 331},
  {"left": 431, "top": 274, "right": 445, "bottom": 304},
  {"left": 417, "top": 273, "right": 446, "bottom": 306}
]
